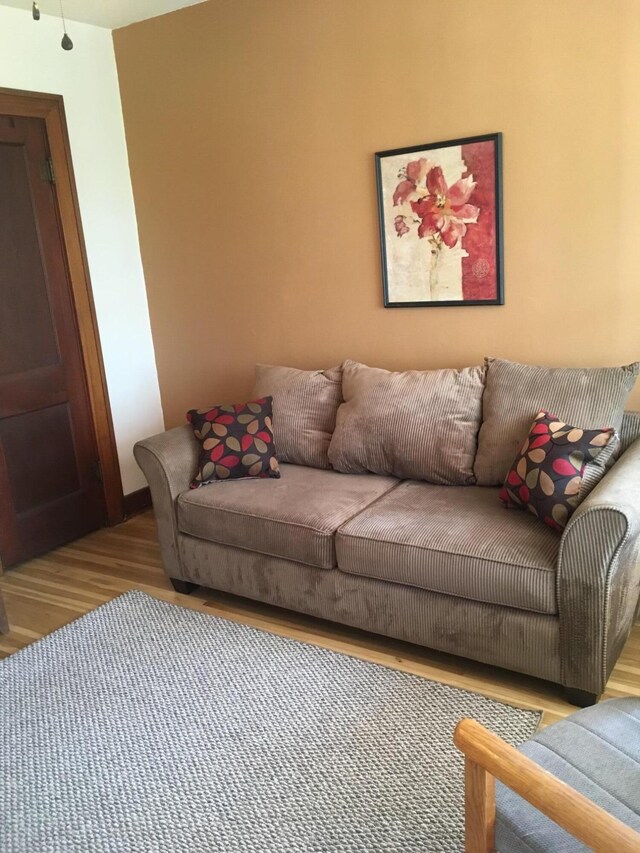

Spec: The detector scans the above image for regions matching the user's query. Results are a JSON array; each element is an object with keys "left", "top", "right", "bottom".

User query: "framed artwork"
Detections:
[{"left": 375, "top": 132, "right": 503, "bottom": 307}]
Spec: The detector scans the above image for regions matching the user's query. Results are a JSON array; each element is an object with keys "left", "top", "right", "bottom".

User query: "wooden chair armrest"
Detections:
[{"left": 454, "top": 718, "right": 640, "bottom": 853}]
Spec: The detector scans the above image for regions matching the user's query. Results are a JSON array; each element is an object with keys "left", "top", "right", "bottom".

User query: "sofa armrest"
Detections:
[
  {"left": 134, "top": 425, "right": 199, "bottom": 581},
  {"left": 557, "top": 437, "right": 640, "bottom": 694}
]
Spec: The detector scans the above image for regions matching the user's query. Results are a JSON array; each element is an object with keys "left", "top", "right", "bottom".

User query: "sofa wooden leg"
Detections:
[
  {"left": 169, "top": 578, "right": 198, "bottom": 595},
  {"left": 564, "top": 688, "right": 600, "bottom": 708}
]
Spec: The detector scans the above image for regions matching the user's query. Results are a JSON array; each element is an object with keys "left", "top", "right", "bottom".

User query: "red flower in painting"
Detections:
[
  {"left": 390, "top": 155, "right": 482, "bottom": 298},
  {"left": 394, "top": 215, "right": 410, "bottom": 237},
  {"left": 392, "top": 157, "right": 434, "bottom": 205},
  {"left": 410, "top": 167, "right": 479, "bottom": 248}
]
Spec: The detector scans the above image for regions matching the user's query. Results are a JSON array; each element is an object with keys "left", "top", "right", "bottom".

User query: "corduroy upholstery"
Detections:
[
  {"left": 177, "top": 463, "right": 398, "bottom": 569},
  {"left": 134, "top": 425, "right": 199, "bottom": 581},
  {"left": 134, "top": 409, "right": 640, "bottom": 697},
  {"left": 495, "top": 698, "right": 640, "bottom": 853},
  {"left": 620, "top": 410, "right": 640, "bottom": 454},
  {"left": 558, "top": 436, "right": 640, "bottom": 694},
  {"left": 328, "top": 359, "right": 485, "bottom": 485},
  {"left": 336, "top": 481, "right": 560, "bottom": 613},
  {"left": 252, "top": 364, "right": 342, "bottom": 469},
  {"left": 177, "top": 534, "right": 562, "bottom": 684},
  {"left": 475, "top": 358, "right": 639, "bottom": 486}
]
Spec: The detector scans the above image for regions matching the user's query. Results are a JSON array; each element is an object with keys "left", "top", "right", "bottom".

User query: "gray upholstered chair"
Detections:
[{"left": 454, "top": 698, "right": 640, "bottom": 852}]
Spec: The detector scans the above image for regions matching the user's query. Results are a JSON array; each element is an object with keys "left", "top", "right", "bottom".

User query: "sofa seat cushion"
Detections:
[
  {"left": 335, "top": 481, "right": 561, "bottom": 614},
  {"left": 177, "top": 463, "right": 399, "bottom": 569}
]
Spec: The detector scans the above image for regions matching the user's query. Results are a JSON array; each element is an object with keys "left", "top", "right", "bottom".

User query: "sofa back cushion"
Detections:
[
  {"left": 252, "top": 364, "right": 342, "bottom": 469},
  {"left": 327, "top": 359, "right": 485, "bottom": 485},
  {"left": 620, "top": 410, "right": 640, "bottom": 454},
  {"left": 474, "top": 358, "right": 640, "bottom": 486}
]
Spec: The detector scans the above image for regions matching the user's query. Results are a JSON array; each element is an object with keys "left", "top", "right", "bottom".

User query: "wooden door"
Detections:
[{"left": 0, "top": 114, "right": 106, "bottom": 567}]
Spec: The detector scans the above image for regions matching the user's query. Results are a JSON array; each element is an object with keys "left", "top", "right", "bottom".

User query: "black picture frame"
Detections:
[{"left": 375, "top": 133, "right": 504, "bottom": 308}]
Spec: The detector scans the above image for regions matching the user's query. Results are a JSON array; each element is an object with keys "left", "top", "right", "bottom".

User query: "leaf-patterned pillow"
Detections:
[
  {"left": 499, "top": 411, "right": 615, "bottom": 532},
  {"left": 187, "top": 396, "right": 280, "bottom": 487}
]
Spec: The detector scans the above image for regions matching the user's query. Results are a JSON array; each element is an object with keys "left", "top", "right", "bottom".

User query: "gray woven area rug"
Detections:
[{"left": 1, "top": 590, "right": 541, "bottom": 852}]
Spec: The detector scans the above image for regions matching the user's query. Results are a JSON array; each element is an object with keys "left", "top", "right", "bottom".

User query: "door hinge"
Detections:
[
  {"left": 43, "top": 156, "right": 55, "bottom": 184},
  {"left": 93, "top": 459, "right": 103, "bottom": 483}
]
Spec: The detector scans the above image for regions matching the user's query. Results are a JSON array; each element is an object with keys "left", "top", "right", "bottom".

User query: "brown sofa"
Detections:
[{"left": 135, "top": 361, "right": 640, "bottom": 706}]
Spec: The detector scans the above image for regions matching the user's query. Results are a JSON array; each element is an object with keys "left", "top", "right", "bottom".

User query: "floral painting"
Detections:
[{"left": 375, "top": 133, "right": 503, "bottom": 307}]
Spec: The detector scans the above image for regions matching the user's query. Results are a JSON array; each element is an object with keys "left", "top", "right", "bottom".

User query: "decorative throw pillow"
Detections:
[
  {"left": 187, "top": 397, "right": 280, "bottom": 487},
  {"left": 499, "top": 411, "right": 615, "bottom": 531},
  {"left": 475, "top": 357, "right": 638, "bottom": 487},
  {"left": 327, "top": 359, "right": 486, "bottom": 485},
  {"left": 252, "top": 364, "right": 342, "bottom": 469}
]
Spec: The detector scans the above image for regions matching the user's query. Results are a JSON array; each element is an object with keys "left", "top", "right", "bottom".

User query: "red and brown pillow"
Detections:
[
  {"left": 187, "top": 396, "right": 280, "bottom": 487},
  {"left": 499, "top": 411, "right": 615, "bottom": 531}
]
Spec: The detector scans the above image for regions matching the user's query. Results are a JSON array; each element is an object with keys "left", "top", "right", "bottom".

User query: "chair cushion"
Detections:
[
  {"left": 474, "top": 357, "right": 639, "bottom": 486},
  {"left": 328, "top": 359, "right": 486, "bottom": 485},
  {"left": 252, "top": 363, "right": 342, "bottom": 469},
  {"left": 177, "top": 463, "right": 399, "bottom": 569},
  {"left": 496, "top": 697, "right": 640, "bottom": 853},
  {"left": 336, "top": 480, "right": 560, "bottom": 613}
]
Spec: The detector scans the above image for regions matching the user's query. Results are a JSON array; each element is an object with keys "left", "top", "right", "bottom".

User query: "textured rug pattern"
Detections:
[{"left": 0, "top": 590, "right": 540, "bottom": 852}]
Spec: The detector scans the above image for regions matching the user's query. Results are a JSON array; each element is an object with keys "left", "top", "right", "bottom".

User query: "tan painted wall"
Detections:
[{"left": 114, "top": 0, "right": 640, "bottom": 428}]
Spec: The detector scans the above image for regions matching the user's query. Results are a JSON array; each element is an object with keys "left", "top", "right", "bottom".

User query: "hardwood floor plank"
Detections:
[{"left": 1, "top": 510, "right": 638, "bottom": 728}]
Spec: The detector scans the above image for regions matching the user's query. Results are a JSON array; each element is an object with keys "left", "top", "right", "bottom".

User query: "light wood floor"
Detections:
[{"left": 1, "top": 510, "right": 638, "bottom": 726}]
